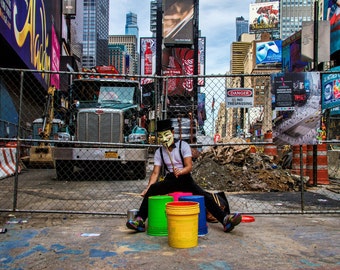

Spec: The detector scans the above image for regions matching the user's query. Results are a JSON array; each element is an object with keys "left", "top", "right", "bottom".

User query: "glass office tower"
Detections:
[{"left": 82, "top": 0, "right": 109, "bottom": 68}]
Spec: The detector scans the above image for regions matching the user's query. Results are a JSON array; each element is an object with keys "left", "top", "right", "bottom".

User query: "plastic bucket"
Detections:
[
  {"left": 179, "top": 195, "right": 208, "bottom": 236},
  {"left": 168, "top": 191, "right": 193, "bottom": 201},
  {"left": 147, "top": 195, "right": 174, "bottom": 236},
  {"left": 166, "top": 201, "right": 200, "bottom": 248}
]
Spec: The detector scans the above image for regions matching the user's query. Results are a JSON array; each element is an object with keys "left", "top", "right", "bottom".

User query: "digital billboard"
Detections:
[
  {"left": 271, "top": 72, "right": 321, "bottom": 146},
  {"left": 255, "top": 40, "right": 282, "bottom": 65},
  {"left": 140, "top": 38, "right": 157, "bottom": 85},
  {"left": 140, "top": 37, "right": 206, "bottom": 91},
  {"left": 0, "top": 0, "right": 61, "bottom": 87},
  {"left": 282, "top": 31, "right": 308, "bottom": 72},
  {"left": 163, "top": 0, "right": 194, "bottom": 46},
  {"left": 325, "top": 0, "right": 340, "bottom": 58},
  {"left": 162, "top": 37, "right": 206, "bottom": 95},
  {"left": 322, "top": 72, "right": 340, "bottom": 110},
  {"left": 249, "top": 1, "right": 279, "bottom": 32}
]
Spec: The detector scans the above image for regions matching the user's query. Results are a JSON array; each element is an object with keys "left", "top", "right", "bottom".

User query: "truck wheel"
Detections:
[{"left": 55, "top": 160, "right": 73, "bottom": 180}]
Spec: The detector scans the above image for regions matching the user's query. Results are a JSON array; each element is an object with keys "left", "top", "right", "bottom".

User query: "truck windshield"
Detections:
[
  {"left": 98, "top": 86, "right": 135, "bottom": 104},
  {"left": 71, "top": 79, "right": 139, "bottom": 108}
]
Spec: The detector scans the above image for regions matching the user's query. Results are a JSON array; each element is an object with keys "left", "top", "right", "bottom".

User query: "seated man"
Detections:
[{"left": 126, "top": 119, "right": 242, "bottom": 233}]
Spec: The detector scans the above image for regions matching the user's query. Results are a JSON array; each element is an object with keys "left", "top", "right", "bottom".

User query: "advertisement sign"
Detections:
[
  {"left": 272, "top": 73, "right": 295, "bottom": 110},
  {"left": 249, "top": 1, "right": 279, "bottom": 32},
  {"left": 282, "top": 31, "right": 308, "bottom": 72},
  {"left": 0, "top": 0, "right": 59, "bottom": 87},
  {"left": 255, "top": 40, "right": 282, "bottom": 64},
  {"left": 162, "top": 37, "right": 206, "bottom": 95},
  {"left": 140, "top": 38, "right": 156, "bottom": 85},
  {"left": 271, "top": 72, "right": 321, "bottom": 146},
  {"left": 51, "top": 26, "right": 60, "bottom": 89},
  {"left": 163, "top": 0, "right": 194, "bottom": 46},
  {"left": 225, "top": 88, "right": 254, "bottom": 108},
  {"left": 326, "top": 0, "right": 340, "bottom": 57},
  {"left": 322, "top": 72, "right": 340, "bottom": 110}
]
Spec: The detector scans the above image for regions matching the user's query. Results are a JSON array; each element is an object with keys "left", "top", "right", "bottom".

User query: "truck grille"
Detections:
[{"left": 77, "top": 110, "right": 122, "bottom": 143}]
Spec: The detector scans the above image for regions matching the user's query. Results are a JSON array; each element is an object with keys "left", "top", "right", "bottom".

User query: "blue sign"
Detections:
[
  {"left": 256, "top": 40, "right": 282, "bottom": 64},
  {"left": 322, "top": 72, "right": 340, "bottom": 110}
]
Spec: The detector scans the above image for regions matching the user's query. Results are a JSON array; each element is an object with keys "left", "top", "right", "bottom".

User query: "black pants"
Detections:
[{"left": 137, "top": 173, "right": 226, "bottom": 224}]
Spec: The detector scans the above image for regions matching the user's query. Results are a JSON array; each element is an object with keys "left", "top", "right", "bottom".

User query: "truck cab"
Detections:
[{"left": 54, "top": 78, "right": 148, "bottom": 180}]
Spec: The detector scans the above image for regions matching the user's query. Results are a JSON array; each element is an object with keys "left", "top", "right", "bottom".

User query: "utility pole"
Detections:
[
  {"left": 313, "top": 0, "right": 319, "bottom": 71},
  {"left": 156, "top": 0, "right": 163, "bottom": 119}
]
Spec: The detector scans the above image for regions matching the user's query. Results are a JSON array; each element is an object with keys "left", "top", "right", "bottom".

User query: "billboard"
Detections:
[
  {"left": 322, "top": 72, "right": 340, "bottom": 110},
  {"left": 163, "top": 0, "right": 194, "bottom": 46},
  {"left": 271, "top": 72, "right": 321, "bottom": 146},
  {"left": 325, "top": 0, "right": 340, "bottom": 57},
  {"left": 162, "top": 37, "right": 206, "bottom": 95},
  {"left": 140, "top": 38, "right": 157, "bottom": 85},
  {"left": 50, "top": 26, "right": 60, "bottom": 89},
  {"left": 282, "top": 31, "right": 308, "bottom": 72},
  {"left": 249, "top": 1, "right": 279, "bottom": 32},
  {"left": 0, "top": 0, "right": 61, "bottom": 87},
  {"left": 255, "top": 40, "right": 282, "bottom": 64}
]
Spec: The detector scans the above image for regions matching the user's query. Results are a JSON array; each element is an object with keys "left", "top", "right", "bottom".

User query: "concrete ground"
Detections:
[{"left": 0, "top": 213, "right": 339, "bottom": 270}]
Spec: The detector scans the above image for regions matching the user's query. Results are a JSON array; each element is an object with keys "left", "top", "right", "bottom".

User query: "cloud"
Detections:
[{"left": 109, "top": 0, "right": 252, "bottom": 74}]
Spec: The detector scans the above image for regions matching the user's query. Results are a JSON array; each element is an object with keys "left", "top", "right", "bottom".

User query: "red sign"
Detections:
[
  {"left": 214, "top": 134, "right": 221, "bottom": 143},
  {"left": 227, "top": 89, "right": 253, "bottom": 97}
]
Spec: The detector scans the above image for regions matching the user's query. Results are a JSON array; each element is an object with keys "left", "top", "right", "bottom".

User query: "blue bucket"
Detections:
[{"left": 179, "top": 195, "right": 208, "bottom": 236}]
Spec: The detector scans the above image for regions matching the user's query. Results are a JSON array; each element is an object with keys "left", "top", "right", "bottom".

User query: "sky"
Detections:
[{"left": 109, "top": 0, "right": 253, "bottom": 75}]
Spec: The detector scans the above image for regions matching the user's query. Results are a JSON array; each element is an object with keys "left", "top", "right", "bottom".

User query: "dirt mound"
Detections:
[{"left": 192, "top": 142, "right": 298, "bottom": 192}]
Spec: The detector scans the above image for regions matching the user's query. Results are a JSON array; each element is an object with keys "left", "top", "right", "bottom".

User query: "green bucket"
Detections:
[{"left": 147, "top": 195, "right": 174, "bottom": 236}]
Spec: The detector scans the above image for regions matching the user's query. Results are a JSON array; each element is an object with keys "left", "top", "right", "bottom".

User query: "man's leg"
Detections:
[
  {"left": 127, "top": 175, "right": 179, "bottom": 232},
  {"left": 179, "top": 175, "right": 242, "bottom": 232}
]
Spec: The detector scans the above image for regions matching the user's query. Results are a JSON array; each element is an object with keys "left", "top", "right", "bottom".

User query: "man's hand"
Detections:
[
  {"left": 173, "top": 167, "right": 182, "bottom": 178},
  {"left": 141, "top": 187, "right": 149, "bottom": 197}
]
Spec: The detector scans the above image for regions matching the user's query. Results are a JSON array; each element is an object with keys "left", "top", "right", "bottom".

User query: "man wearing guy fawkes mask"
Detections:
[{"left": 126, "top": 119, "right": 242, "bottom": 233}]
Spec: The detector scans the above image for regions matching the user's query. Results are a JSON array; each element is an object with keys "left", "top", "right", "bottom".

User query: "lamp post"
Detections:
[
  {"left": 62, "top": 0, "right": 77, "bottom": 55},
  {"left": 313, "top": 0, "right": 319, "bottom": 71}
]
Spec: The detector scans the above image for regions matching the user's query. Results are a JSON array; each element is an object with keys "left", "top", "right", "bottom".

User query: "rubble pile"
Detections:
[{"left": 192, "top": 138, "right": 298, "bottom": 192}]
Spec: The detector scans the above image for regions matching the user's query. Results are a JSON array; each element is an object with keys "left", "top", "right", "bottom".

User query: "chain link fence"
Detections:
[{"left": 0, "top": 68, "right": 339, "bottom": 215}]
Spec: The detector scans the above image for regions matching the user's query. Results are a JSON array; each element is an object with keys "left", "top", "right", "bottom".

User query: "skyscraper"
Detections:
[
  {"left": 125, "top": 12, "right": 139, "bottom": 37},
  {"left": 81, "top": 0, "right": 110, "bottom": 68},
  {"left": 280, "top": 0, "right": 313, "bottom": 40},
  {"left": 125, "top": 11, "right": 139, "bottom": 61},
  {"left": 236, "top": 16, "right": 249, "bottom": 41},
  {"left": 109, "top": 35, "right": 138, "bottom": 75}
]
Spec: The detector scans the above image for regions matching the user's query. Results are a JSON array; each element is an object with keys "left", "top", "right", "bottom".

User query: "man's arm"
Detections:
[
  {"left": 141, "top": 165, "right": 161, "bottom": 196},
  {"left": 174, "top": 156, "right": 192, "bottom": 177}
]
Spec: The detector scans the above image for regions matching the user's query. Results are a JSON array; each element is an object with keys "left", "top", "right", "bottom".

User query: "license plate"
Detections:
[{"left": 104, "top": 151, "right": 118, "bottom": 158}]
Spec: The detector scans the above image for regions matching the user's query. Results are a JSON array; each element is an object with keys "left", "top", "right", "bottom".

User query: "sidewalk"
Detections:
[{"left": 0, "top": 213, "right": 339, "bottom": 270}]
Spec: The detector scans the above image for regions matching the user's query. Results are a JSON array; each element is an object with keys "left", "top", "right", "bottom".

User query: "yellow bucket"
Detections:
[{"left": 166, "top": 201, "right": 200, "bottom": 248}]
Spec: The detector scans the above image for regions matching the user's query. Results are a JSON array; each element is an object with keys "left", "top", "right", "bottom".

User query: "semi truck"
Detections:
[{"left": 54, "top": 75, "right": 148, "bottom": 180}]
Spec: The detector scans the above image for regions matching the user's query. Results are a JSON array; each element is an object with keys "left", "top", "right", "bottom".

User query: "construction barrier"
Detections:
[
  {"left": 0, "top": 148, "right": 20, "bottom": 179},
  {"left": 307, "top": 144, "right": 329, "bottom": 185},
  {"left": 263, "top": 131, "right": 278, "bottom": 158},
  {"left": 291, "top": 145, "right": 307, "bottom": 176}
]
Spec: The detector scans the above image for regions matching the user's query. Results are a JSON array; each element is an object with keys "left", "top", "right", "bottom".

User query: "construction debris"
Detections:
[{"left": 192, "top": 138, "right": 301, "bottom": 192}]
